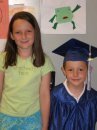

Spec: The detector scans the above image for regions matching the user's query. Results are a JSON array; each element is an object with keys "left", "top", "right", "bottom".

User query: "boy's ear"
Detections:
[{"left": 61, "top": 66, "right": 66, "bottom": 76}]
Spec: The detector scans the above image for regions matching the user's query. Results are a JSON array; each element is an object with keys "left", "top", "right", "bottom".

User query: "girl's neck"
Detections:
[{"left": 18, "top": 49, "right": 32, "bottom": 59}]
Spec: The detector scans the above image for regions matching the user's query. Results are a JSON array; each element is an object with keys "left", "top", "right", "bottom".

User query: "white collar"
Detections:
[{"left": 63, "top": 79, "right": 86, "bottom": 103}]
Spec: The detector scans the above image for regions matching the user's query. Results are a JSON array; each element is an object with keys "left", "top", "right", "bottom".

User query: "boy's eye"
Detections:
[
  {"left": 79, "top": 68, "right": 83, "bottom": 71},
  {"left": 67, "top": 68, "right": 84, "bottom": 72},
  {"left": 68, "top": 69, "right": 73, "bottom": 71}
]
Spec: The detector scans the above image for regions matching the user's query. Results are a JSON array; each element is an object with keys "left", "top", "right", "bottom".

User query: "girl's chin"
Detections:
[{"left": 18, "top": 46, "right": 32, "bottom": 50}]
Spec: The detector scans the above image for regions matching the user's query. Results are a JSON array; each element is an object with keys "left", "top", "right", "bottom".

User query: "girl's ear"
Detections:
[
  {"left": 10, "top": 33, "right": 14, "bottom": 40},
  {"left": 61, "top": 66, "right": 66, "bottom": 76}
]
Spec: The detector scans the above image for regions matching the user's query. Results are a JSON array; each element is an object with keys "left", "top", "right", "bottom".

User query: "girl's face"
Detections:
[
  {"left": 11, "top": 19, "right": 35, "bottom": 53},
  {"left": 62, "top": 61, "right": 88, "bottom": 88}
]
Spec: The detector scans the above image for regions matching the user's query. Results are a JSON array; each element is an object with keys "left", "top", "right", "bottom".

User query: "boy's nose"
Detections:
[{"left": 73, "top": 70, "right": 78, "bottom": 77}]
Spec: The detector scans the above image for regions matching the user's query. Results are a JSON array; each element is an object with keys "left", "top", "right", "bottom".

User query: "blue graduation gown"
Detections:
[{"left": 49, "top": 83, "right": 97, "bottom": 130}]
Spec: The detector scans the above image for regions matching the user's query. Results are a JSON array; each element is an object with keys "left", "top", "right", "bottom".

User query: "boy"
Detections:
[{"left": 49, "top": 38, "right": 97, "bottom": 130}]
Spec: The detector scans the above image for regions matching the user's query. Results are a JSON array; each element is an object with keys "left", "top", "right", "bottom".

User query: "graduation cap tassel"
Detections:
[{"left": 87, "top": 45, "right": 91, "bottom": 90}]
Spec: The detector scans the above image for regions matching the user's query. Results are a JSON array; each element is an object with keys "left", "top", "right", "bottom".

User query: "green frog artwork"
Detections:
[{"left": 49, "top": 4, "right": 81, "bottom": 29}]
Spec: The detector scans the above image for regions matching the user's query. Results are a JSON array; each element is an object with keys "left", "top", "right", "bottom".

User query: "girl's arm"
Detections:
[
  {"left": 40, "top": 72, "right": 51, "bottom": 130},
  {"left": 0, "top": 71, "right": 4, "bottom": 101}
]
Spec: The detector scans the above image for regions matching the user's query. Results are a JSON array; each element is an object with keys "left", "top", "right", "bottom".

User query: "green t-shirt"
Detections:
[{"left": 0, "top": 52, "right": 54, "bottom": 117}]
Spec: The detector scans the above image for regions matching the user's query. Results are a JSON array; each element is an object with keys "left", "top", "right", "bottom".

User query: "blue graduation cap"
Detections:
[
  {"left": 52, "top": 38, "right": 97, "bottom": 90},
  {"left": 52, "top": 38, "right": 97, "bottom": 62}
]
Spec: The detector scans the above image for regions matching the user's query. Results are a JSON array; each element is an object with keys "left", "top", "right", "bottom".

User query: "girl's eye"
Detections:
[
  {"left": 14, "top": 30, "right": 33, "bottom": 34},
  {"left": 15, "top": 32, "right": 20, "bottom": 34},
  {"left": 28, "top": 30, "right": 32, "bottom": 32}
]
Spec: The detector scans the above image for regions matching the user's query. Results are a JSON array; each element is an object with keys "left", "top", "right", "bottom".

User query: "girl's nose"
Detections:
[{"left": 22, "top": 32, "right": 27, "bottom": 39}]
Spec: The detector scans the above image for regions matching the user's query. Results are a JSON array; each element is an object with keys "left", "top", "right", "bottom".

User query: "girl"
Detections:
[{"left": 0, "top": 11, "right": 54, "bottom": 130}]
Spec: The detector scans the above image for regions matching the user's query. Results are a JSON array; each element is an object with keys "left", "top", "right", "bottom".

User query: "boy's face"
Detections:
[{"left": 62, "top": 61, "right": 88, "bottom": 88}]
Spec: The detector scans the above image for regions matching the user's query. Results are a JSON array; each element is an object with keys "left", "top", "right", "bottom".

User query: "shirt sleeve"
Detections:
[
  {"left": 41, "top": 54, "right": 55, "bottom": 76},
  {"left": 0, "top": 52, "right": 5, "bottom": 72}
]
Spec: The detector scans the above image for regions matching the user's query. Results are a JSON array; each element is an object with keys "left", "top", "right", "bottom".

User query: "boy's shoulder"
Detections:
[
  {"left": 52, "top": 83, "right": 64, "bottom": 89},
  {"left": 90, "top": 88, "right": 97, "bottom": 97},
  {"left": 87, "top": 88, "right": 97, "bottom": 101},
  {"left": 51, "top": 83, "right": 65, "bottom": 96}
]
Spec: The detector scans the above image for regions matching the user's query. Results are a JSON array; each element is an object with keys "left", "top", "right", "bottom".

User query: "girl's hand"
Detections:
[{"left": 42, "top": 127, "right": 48, "bottom": 130}]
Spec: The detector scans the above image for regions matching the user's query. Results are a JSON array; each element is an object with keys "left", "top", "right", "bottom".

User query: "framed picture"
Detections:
[{"left": 41, "top": 0, "right": 86, "bottom": 34}]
